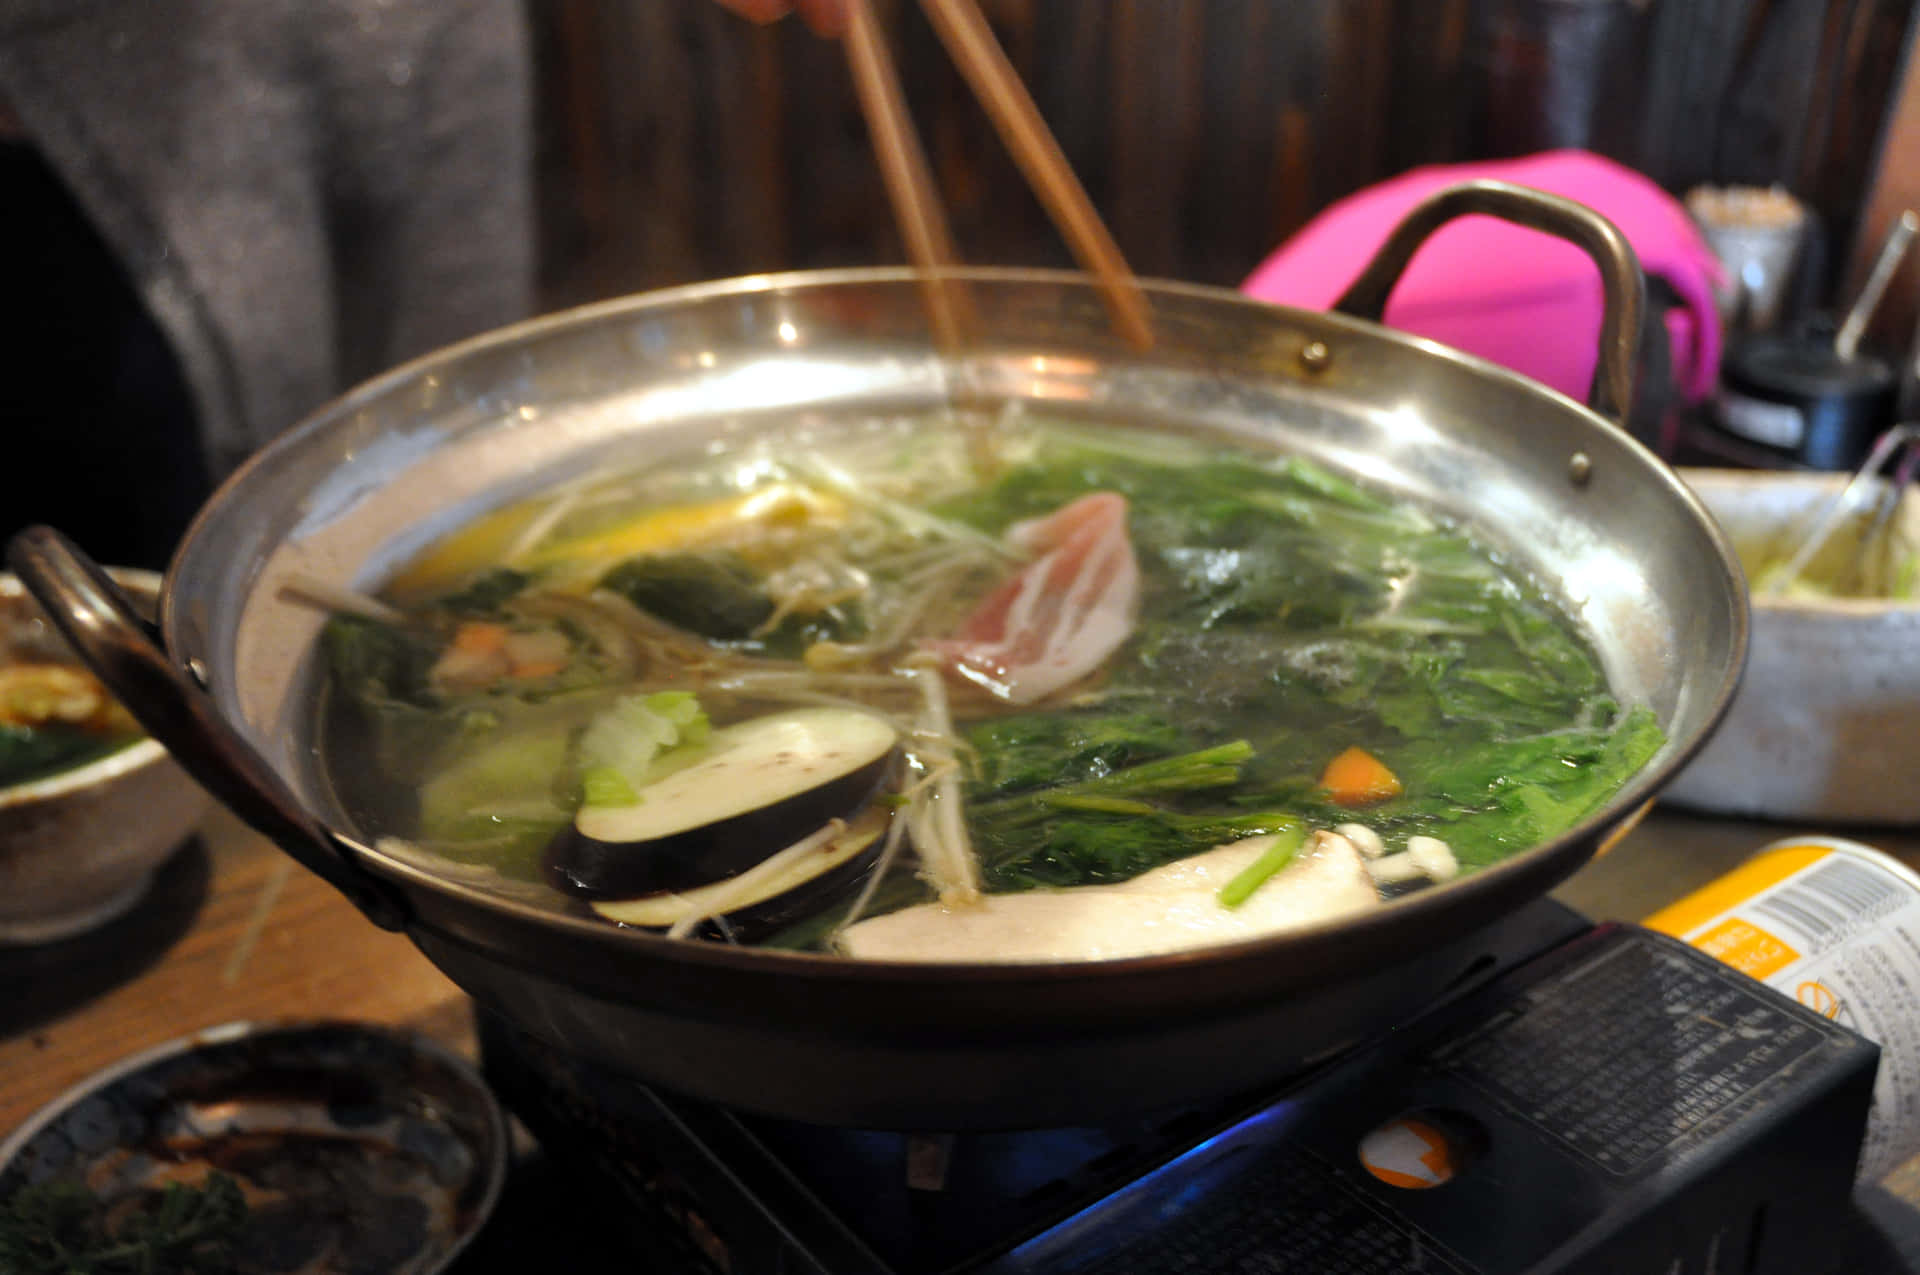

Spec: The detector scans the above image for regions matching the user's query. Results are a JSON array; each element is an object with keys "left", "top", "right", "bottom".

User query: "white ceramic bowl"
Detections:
[
  {"left": 0, "top": 570, "right": 210, "bottom": 944},
  {"left": 1663, "top": 468, "right": 1920, "bottom": 823}
]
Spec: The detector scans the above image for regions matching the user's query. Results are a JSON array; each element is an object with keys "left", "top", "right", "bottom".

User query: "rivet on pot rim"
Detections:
[
  {"left": 1299, "top": 341, "right": 1332, "bottom": 373},
  {"left": 1567, "top": 452, "right": 1593, "bottom": 486},
  {"left": 186, "top": 658, "right": 211, "bottom": 689}
]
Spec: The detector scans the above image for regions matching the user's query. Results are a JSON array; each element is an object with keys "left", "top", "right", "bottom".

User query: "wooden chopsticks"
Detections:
[
  {"left": 842, "top": 0, "right": 972, "bottom": 350},
  {"left": 841, "top": 0, "right": 1154, "bottom": 351},
  {"left": 916, "top": 0, "right": 1153, "bottom": 350}
]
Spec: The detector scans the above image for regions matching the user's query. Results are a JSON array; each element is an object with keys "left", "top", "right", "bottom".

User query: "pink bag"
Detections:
[{"left": 1241, "top": 150, "right": 1724, "bottom": 406}]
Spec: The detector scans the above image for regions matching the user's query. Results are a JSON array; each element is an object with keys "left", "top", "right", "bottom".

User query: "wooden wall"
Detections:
[{"left": 530, "top": 0, "right": 1916, "bottom": 313}]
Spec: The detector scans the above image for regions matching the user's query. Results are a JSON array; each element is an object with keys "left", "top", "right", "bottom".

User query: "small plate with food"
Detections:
[
  {"left": 0, "top": 1020, "right": 507, "bottom": 1275},
  {"left": 0, "top": 570, "right": 208, "bottom": 944}
]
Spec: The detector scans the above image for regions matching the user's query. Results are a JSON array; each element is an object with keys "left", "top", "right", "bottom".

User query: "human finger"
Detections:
[
  {"left": 709, "top": 0, "right": 846, "bottom": 36},
  {"left": 792, "top": 0, "right": 848, "bottom": 37},
  {"left": 711, "top": 0, "right": 795, "bottom": 24}
]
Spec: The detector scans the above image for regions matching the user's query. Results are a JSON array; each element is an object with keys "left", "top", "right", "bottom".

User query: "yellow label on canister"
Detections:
[
  {"left": 1644, "top": 843, "right": 1833, "bottom": 937},
  {"left": 1645, "top": 836, "right": 1920, "bottom": 1182},
  {"left": 1687, "top": 916, "right": 1800, "bottom": 979}
]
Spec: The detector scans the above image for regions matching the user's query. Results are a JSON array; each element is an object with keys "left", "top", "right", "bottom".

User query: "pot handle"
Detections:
[
  {"left": 6, "top": 526, "right": 410, "bottom": 931},
  {"left": 1330, "top": 179, "right": 1647, "bottom": 427}
]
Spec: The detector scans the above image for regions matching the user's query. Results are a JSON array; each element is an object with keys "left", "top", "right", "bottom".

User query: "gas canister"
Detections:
[{"left": 1646, "top": 836, "right": 1920, "bottom": 1180}]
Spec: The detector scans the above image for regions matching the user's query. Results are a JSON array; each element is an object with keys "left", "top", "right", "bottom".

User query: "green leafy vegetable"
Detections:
[
  {"left": 599, "top": 551, "right": 775, "bottom": 639},
  {"left": 0, "top": 1173, "right": 247, "bottom": 1275},
  {"left": 0, "top": 724, "right": 137, "bottom": 788},
  {"left": 402, "top": 690, "right": 717, "bottom": 875},
  {"left": 321, "top": 615, "right": 441, "bottom": 710},
  {"left": 970, "top": 742, "right": 1309, "bottom": 889},
  {"left": 964, "top": 710, "right": 1190, "bottom": 797},
  {"left": 575, "top": 691, "right": 712, "bottom": 808},
  {"left": 1012, "top": 741, "right": 1255, "bottom": 806},
  {"left": 1271, "top": 456, "right": 1396, "bottom": 511},
  {"left": 318, "top": 603, "right": 630, "bottom": 799},
  {"left": 315, "top": 615, "right": 473, "bottom": 789},
  {"left": 596, "top": 552, "right": 864, "bottom": 656},
  {"left": 937, "top": 433, "right": 1665, "bottom": 897},
  {"left": 1253, "top": 703, "right": 1665, "bottom": 871},
  {"left": 581, "top": 766, "right": 638, "bottom": 807},
  {"left": 437, "top": 566, "right": 531, "bottom": 615},
  {"left": 1158, "top": 540, "right": 1389, "bottom": 630}
]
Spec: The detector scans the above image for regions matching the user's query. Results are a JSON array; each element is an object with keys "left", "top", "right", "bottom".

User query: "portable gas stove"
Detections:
[{"left": 478, "top": 900, "right": 1877, "bottom": 1274}]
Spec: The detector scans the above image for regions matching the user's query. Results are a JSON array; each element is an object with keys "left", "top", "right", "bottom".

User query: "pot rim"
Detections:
[
  {"left": 160, "top": 265, "right": 1750, "bottom": 984},
  {"left": 197, "top": 263, "right": 1617, "bottom": 494}
]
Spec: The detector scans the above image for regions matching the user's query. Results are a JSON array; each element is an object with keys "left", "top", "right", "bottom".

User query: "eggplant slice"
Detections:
[
  {"left": 547, "top": 706, "right": 898, "bottom": 897},
  {"left": 591, "top": 806, "right": 891, "bottom": 939}
]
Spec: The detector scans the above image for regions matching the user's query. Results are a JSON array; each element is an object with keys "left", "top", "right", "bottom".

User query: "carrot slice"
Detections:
[
  {"left": 508, "top": 660, "right": 569, "bottom": 680},
  {"left": 451, "top": 621, "right": 511, "bottom": 654},
  {"left": 1320, "top": 746, "right": 1402, "bottom": 807}
]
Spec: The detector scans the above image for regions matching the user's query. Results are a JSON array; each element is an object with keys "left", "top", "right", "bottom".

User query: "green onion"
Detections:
[
  {"left": 643, "top": 690, "right": 711, "bottom": 743},
  {"left": 1037, "top": 794, "right": 1161, "bottom": 815},
  {"left": 1216, "top": 821, "right": 1307, "bottom": 909}
]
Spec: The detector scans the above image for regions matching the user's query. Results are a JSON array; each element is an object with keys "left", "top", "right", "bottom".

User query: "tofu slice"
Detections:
[{"left": 837, "top": 830, "right": 1379, "bottom": 963}]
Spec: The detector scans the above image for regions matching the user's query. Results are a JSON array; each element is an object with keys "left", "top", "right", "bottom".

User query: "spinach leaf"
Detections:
[
  {"left": 322, "top": 614, "right": 441, "bottom": 709},
  {"left": 319, "top": 615, "right": 471, "bottom": 784},
  {"left": 598, "top": 551, "right": 863, "bottom": 656},
  {"left": 981, "top": 807, "right": 1308, "bottom": 890},
  {"left": 437, "top": 566, "right": 531, "bottom": 615},
  {"left": 970, "top": 742, "right": 1293, "bottom": 888},
  {"left": 1258, "top": 704, "right": 1665, "bottom": 870},
  {"left": 1156, "top": 540, "right": 1389, "bottom": 630},
  {"left": 1271, "top": 456, "right": 1395, "bottom": 511},
  {"left": 966, "top": 710, "right": 1190, "bottom": 797},
  {"left": 751, "top": 608, "right": 868, "bottom": 660},
  {"left": 1497, "top": 596, "right": 1603, "bottom": 693},
  {"left": 599, "top": 551, "right": 774, "bottom": 638}
]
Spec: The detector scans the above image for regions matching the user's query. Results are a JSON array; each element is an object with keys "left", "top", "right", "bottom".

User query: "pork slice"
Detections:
[
  {"left": 837, "top": 831, "right": 1380, "bottom": 963},
  {"left": 923, "top": 491, "right": 1139, "bottom": 704}
]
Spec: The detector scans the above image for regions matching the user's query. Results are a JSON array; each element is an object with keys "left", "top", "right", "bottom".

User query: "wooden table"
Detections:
[
  {"left": 0, "top": 806, "right": 471, "bottom": 1136},
  {"left": 9, "top": 803, "right": 1920, "bottom": 1268}
]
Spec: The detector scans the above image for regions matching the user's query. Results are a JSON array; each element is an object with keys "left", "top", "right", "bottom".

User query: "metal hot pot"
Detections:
[{"left": 11, "top": 183, "right": 1747, "bottom": 1129}]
